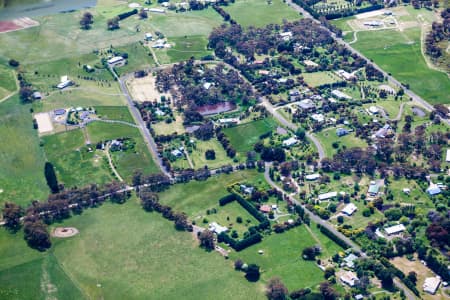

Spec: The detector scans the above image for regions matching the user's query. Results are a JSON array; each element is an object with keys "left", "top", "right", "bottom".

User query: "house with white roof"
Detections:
[
  {"left": 311, "top": 113, "right": 325, "bottom": 123},
  {"left": 318, "top": 191, "right": 337, "bottom": 201},
  {"left": 340, "top": 271, "right": 359, "bottom": 287},
  {"left": 305, "top": 173, "right": 320, "bottom": 181},
  {"left": 282, "top": 137, "right": 298, "bottom": 147},
  {"left": 423, "top": 276, "right": 441, "bottom": 294},
  {"left": 384, "top": 224, "right": 406, "bottom": 236},
  {"left": 208, "top": 222, "right": 228, "bottom": 234},
  {"left": 331, "top": 89, "right": 352, "bottom": 100},
  {"left": 341, "top": 203, "right": 357, "bottom": 216}
]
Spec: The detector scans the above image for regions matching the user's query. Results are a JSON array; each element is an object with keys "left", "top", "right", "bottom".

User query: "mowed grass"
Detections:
[
  {"left": 190, "top": 138, "right": 234, "bottom": 169},
  {"left": 94, "top": 106, "right": 134, "bottom": 123},
  {"left": 229, "top": 225, "right": 342, "bottom": 291},
  {"left": 223, "top": 118, "right": 278, "bottom": 153},
  {"left": 0, "top": 96, "right": 48, "bottom": 206},
  {"left": 52, "top": 199, "right": 264, "bottom": 299},
  {"left": 156, "top": 35, "right": 212, "bottom": 64},
  {"left": 87, "top": 122, "right": 160, "bottom": 178},
  {"left": 42, "top": 129, "right": 115, "bottom": 188},
  {"left": 315, "top": 130, "right": 368, "bottom": 157},
  {"left": 302, "top": 71, "right": 343, "bottom": 87},
  {"left": 159, "top": 170, "right": 268, "bottom": 216},
  {"left": 114, "top": 42, "right": 156, "bottom": 76},
  {"left": 351, "top": 28, "right": 450, "bottom": 104},
  {"left": 0, "top": 64, "right": 17, "bottom": 99},
  {"left": 223, "top": 0, "right": 301, "bottom": 28},
  {"left": 0, "top": 199, "right": 264, "bottom": 299}
]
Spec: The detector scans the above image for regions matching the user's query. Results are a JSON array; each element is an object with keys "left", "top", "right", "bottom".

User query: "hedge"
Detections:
[
  {"left": 218, "top": 232, "right": 262, "bottom": 251},
  {"left": 317, "top": 224, "right": 350, "bottom": 249},
  {"left": 118, "top": 9, "right": 138, "bottom": 20},
  {"left": 219, "top": 194, "right": 236, "bottom": 206},
  {"left": 234, "top": 193, "right": 267, "bottom": 223}
]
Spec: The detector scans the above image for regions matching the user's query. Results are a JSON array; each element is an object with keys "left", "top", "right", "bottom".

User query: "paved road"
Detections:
[
  {"left": 111, "top": 67, "right": 172, "bottom": 179},
  {"left": 286, "top": 0, "right": 449, "bottom": 127},
  {"left": 261, "top": 98, "right": 326, "bottom": 160}
]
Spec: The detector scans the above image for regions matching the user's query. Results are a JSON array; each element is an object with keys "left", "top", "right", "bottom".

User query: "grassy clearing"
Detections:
[
  {"left": 113, "top": 42, "right": 155, "bottom": 76},
  {"left": 86, "top": 121, "right": 140, "bottom": 143},
  {"left": 42, "top": 129, "right": 115, "bottom": 188},
  {"left": 0, "top": 64, "right": 17, "bottom": 99},
  {"left": 0, "top": 96, "right": 48, "bottom": 206},
  {"left": 0, "top": 199, "right": 264, "bottom": 299},
  {"left": 315, "top": 130, "right": 368, "bottom": 157},
  {"left": 94, "top": 106, "right": 134, "bottom": 122},
  {"left": 223, "top": 118, "right": 278, "bottom": 153},
  {"left": 189, "top": 138, "right": 234, "bottom": 169},
  {"left": 156, "top": 35, "right": 212, "bottom": 64},
  {"left": 52, "top": 199, "right": 264, "bottom": 299},
  {"left": 229, "top": 225, "right": 342, "bottom": 291},
  {"left": 223, "top": 0, "right": 301, "bottom": 28},
  {"left": 302, "top": 71, "right": 343, "bottom": 87},
  {"left": 159, "top": 170, "right": 269, "bottom": 216},
  {"left": 152, "top": 114, "right": 185, "bottom": 135}
]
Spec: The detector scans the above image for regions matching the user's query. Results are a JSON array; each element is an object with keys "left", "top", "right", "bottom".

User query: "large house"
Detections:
[
  {"left": 340, "top": 271, "right": 359, "bottom": 287},
  {"left": 423, "top": 277, "right": 441, "bottom": 294},
  {"left": 341, "top": 203, "right": 357, "bottom": 216},
  {"left": 367, "top": 181, "right": 380, "bottom": 197},
  {"left": 107, "top": 56, "right": 126, "bottom": 67},
  {"left": 384, "top": 224, "right": 406, "bottom": 236}
]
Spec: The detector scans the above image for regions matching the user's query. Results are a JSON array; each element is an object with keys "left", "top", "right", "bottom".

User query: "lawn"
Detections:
[
  {"left": 190, "top": 138, "right": 234, "bottom": 169},
  {"left": 0, "top": 96, "right": 48, "bottom": 207},
  {"left": 223, "top": 118, "right": 278, "bottom": 153},
  {"left": 302, "top": 71, "right": 343, "bottom": 87},
  {"left": 315, "top": 130, "right": 368, "bottom": 158},
  {"left": 86, "top": 121, "right": 141, "bottom": 143},
  {"left": 42, "top": 129, "right": 116, "bottom": 188},
  {"left": 113, "top": 42, "right": 156, "bottom": 76},
  {"left": 223, "top": 0, "right": 301, "bottom": 28},
  {"left": 152, "top": 114, "right": 185, "bottom": 135},
  {"left": 0, "top": 64, "right": 17, "bottom": 99},
  {"left": 156, "top": 35, "right": 212, "bottom": 64},
  {"left": 94, "top": 106, "right": 134, "bottom": 123},
  {"left": 229, "top": 225, "right": 343, "bottom": 291},
  {"left": 0, "top": 199, "right": 264, "bottom": 299},
  {"left": 347, "top": 26, "right": 450, "bottom": 104},
  {"left": 159, "top": 170, "right": 269, "bottom": 216}
]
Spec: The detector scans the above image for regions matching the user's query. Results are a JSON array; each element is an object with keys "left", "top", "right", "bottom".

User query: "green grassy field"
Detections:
[
  {"left": 223, "top": 118, "right": 278, "bottom": 153},
  {"left": 189, "top": 138, "right": 234, "bottom": 169},
  {"left": 0, "top": 199, "right": 264, "bottom": 299},
  {"left": 94, "top": 106, "right": 134, "bottom": 123},
  {"left": 315, "top": 130, "right": 368, "bottom": 157},
  {"left": 0, "top": 64, "right": 17, "bottom": 99},
  {"left": 156, "top": 35, "right": 212, "bottom": 64},
  {"left": 229, "top": 225, "right": 343, "bottom": 291},
  {"left": 223, "top": 0, "right": 301, "bottom": 28},
  {"left": 0, "top": 96, "right": 48, "bottom": 207},
  {"left": 113, "top": 42, "right": 156, "bottom": 76},
  {"left": 86, "top": 121, "right": 140, "bottom": 143},
  {"left": 302, "top": 71, "right": 343, "bottom": 87},
  {"left": 42, "top": 129, "right": 115, "bottom": 188}
]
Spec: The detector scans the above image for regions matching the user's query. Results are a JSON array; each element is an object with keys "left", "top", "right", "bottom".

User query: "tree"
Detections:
[
  {"left": 407, "top": 271, "right": 417, "bottom": 284},
  {"left": 198, "top": 229, "right": 214, "bottom": 251},
  {"left": 44, "top": 162, "right": 59, "bottom": 193},
  {"left": 138, "top": 8, "right": 148, "bottom": 19},
  {"left": 174, "top": 212, "right": 191, "bottom": 231},
  {"left": 245, "top": 264, "right": 260, "bottom": 281},
  {"left": 8, "top": 59, "right": 19, "bottom": 67},
  {"left": 324, "top": 267, "right": 335, "bottom": 279},
  {"left": 302, "top": 246, "right": 316, "bottom": 260},
  {"left": 295, "top": 128, "right": 306, "bottom": 140},
  {"left": 319, "top": 281, "right": 338, "bottom": 300},
  {"left": 80, "top": 12, "right": 94, "bottom": 29},
  {"left": 234, "top": 259, "right": 244, "bottom": 270},
  {"left": 205, "top": 149, "right": 216, "bottom": 160},
  {"left": 266, "top": 277, "right": 288, "bottom": 300},
  {"left": 19, "top": 86, "right": 33, "bottom": 103},
  {"left": 23, "top": 217, "right": 51, "bottom": 251},
  {"left": 107, "top": 17, "right": 120, "bottom": 30},
  {"left": 2, "top": 202, "right": 24, "bottom": 231}
]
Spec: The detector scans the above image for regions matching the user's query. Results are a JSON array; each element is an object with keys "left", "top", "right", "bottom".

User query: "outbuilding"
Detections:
[
  {"left": 423, "top": 277, "right": 441, "bottom": 294},
  {"left": 384, "top": 224, "right": 406, "bottom": 236},
  {"left": 341, "top": 203, "right": 357, "bottom": 216}
]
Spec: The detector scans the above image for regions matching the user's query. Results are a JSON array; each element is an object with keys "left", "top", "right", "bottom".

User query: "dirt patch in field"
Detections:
[
  {"left": 34, "top": 112, "right": 54, "bottom": 134},
  {"left": 52, "top": 227, "right": 79, "bottom": 238},
  {"left": 126, "top": 74, "right": 169, "bottom": 103},
  {"left": 0, "top": 17, "right": 39, "bottom": 34}
]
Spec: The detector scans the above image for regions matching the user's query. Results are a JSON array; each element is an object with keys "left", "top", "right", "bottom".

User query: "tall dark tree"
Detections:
[
  {"left": 198, "top": 230, "right": 215, "bottom": 251},
  {"left": 80, "top": 12, "right": 94, "bottom": 29},
  {"left": 319, "top": 281, "right": 338, "bottom": 300},
  {"left": 2, "top": 202, "right": 24, "bottom": 231},
  {"left": 23, "top": 217, "right": 51, "bottom": 251},
  {"left": 44, "top": 162, "right": 59, "bottom": 193},
  {"left": 19, "top": 86, "right": 33, "bottom": 103},
  {"left": 245, "top": 264, "right": 260, "bottom": 281},
  {"left": 266, "top": 277, "right": 288, "bottom": 300},
  {"left": 107, "top": 17, "right": 120, "bottom": 30}
]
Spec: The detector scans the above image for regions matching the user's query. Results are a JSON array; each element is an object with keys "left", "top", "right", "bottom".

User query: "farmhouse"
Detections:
[
  {"left": 374, "top": 124, "right": 393, "bottom": 139},
  {"left": 311, "top": 113, "right": 325, "bottom": 123},
  {"left": 336, "top": 128, "right": 349, "bottom": 137},
  {"left": 240, "top": 184, "right": 254, "bottom": 195},
  {"left": 427, "top": 183, "right": 441, "bottom": 196},
  {"left": 296, "top": 99, "right": 315, "bottom": 111},
  {"left": 423, "top": 276, "right": 441, "bottom": 294},
  {"left": 282, "top": 137, "right": 298, "bottom": 147},
  {"left": 336, "top": 69, "right": 355, "bottom": 81},
  {"left": 145, "top": 33, "right": 153, "bottom": 41},
  {"left": 318, "top": 191, "right": 337, "bottom": 201},
  {"left": 367, "top": 181, "right": 379, "bottom": 196},
  {"left": 303, "top": 60, "right": 318, "bottom": 67},
  {"left": 279, "top": 31, "right": 292, "bottom": 41},
  {"left": 340, "top": 271, "right": 359, "bottom": 287},
  {"left": 305, "top": 173, "right": 321, "bottom": 181},
  {"left": 331, "top": 89, "right": 352, "bottom": 100},
  {"left": 107, "top": 56, "right": 126, "bottom": 67},
  {"left": 171, "top": 149, "right": 183, "bottom": 157},
  {"left": 384, "top": 224, "right": 406, "bottom": 236},
  {"left": 208, "top": 222, "right": 228, "bottom": 234},
  {"left": 341, "top": 203, "right": 357, "bottom": 216}
]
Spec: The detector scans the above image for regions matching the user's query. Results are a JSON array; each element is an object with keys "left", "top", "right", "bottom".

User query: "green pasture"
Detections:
[
  {"left": 156, "top": 35, "right": 212, "bottom": 64},
  {"left": 86, "top": 121, "right": 140, "bottom": 143},
  {"left": 302, "top": 71, "right": 343, "bottom": 87},
  {"left": 0, "top": 96, "right": 48, "bottom": 207},
  {"left": 113, "top": 42, "right": 155, "bottom": 76},
  {"left": 315, "top": 129, "right": 368, "bottom": 157},
  {"left": 42, "top": 129, "right": 115, "bottom": 188},
  {"left": 229, "top": 225, "right": 343, "bottom": 291},
  {"left": 94, "top": 106, "right": 134, "bottom": 122},
  {"left": 189, "top": 138, "right": 234, "bottom": 169},
  {"left": 223, "top": 0, "right": 301, "bottom": 28},
  {"left": 0, "top": 64, "right": 17, "bottom": 99},
  {"left": 223, "top": 118, "right": 277, "bottom": 153}
]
